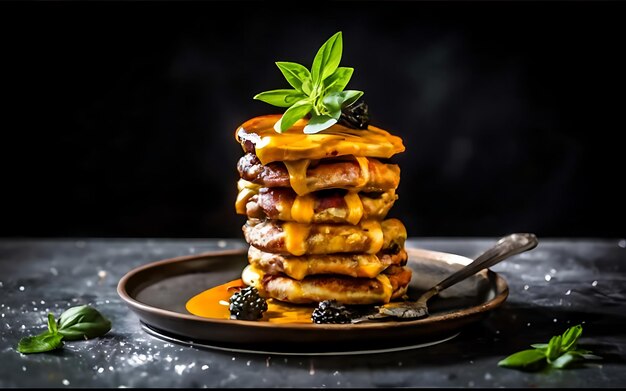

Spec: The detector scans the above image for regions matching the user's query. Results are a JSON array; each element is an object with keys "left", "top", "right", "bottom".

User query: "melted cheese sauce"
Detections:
[
  {"left": 185, "top": 278, "right": 314, "bottom": 324},
  {"left": 235, "top": 186, "right": 367, "bottom": 225},
  {"left": 283, "top": 222, "right": 311, "bottom": 256},
  {"left": 354, "top": 156, "right": 371, "bottom": 188},
  {"left": 283, "top": 159, "right": 311, "bottom": 196},
  {"left": 279, "top": 254, "right": 384, "bottom": 280},
  {"left": 375, "top": 274, "right": 394, "bottom": 302},
  {"left": 235, "top": 179, "right": 260, "bottom": 215},
  {"left": 360, "top": 219, "right": 384, "bottom": 254},
  {"left": 285, "top": 155, "right": 371, "bottom": 196},
  {"left": 282, "top": 219, "right": 384, "bottom": 256},
  {"left": 236, "top": 115, "right": 405, "bottom": 165},
  {"left": 290, "top": 194, "right": 315, "bottom": 223},
  {"left": 344, "top": 191, "right": 364, "bottom": 225}
]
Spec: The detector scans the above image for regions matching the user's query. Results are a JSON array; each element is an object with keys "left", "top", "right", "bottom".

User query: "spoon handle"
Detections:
[{"left": 434, "top": 233, "right": 538, "bottom": 293}]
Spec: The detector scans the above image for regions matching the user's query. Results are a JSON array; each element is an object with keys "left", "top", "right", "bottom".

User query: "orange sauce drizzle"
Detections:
[{"left": 185, "top": 279, "right": 314, "bottom": 324}]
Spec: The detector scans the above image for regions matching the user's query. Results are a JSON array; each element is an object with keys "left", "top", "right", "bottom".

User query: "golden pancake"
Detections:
[
  {"left": 242, "top": 218, "right": 407, "bottom": 256},
  {"left": 237, "top": 153, "right": 400, "bottom": 196},
  {"left": 242, "top": 264, "right": 412, "bottom": 305},
  {"left": 236, "top": 181, "right": 397, "bottom": 224},
  {"left": 247, "top": 245, "right": 408, "bottom": 280},
  {"left": 235, "top": 114, "right": 405, "bottom": 165}
]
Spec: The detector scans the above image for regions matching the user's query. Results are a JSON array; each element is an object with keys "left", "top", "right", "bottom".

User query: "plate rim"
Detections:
[
  {"left": 117, "top": 247, "right": 509, "bottom": 331},
  {"left": 139, "top": 322, "right": 462, "bottom": 356}
]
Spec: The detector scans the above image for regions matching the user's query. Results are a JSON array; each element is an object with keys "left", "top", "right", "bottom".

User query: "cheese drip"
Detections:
[
  {"left": 290, "top": 194, "right": 315, "bottom": 223},
  {"left": 290, "top": 189, "right": 365, "bottom": 225},
  {"left": 283, "top": 159, "right": 311, "bottom": 196},
  {"left": 235, "top": 179, "right": 260, "bottom": 215},
  {"left": 282, "top": 222, "right": 310, "bottom": 256},
  {"left": 360, "top": 219, "right": 384, "bottom": 254},
  {"left": 284, "top": 155, "right": 370, "bottom": 196},
  {"left": 354, "top": 156, "right": 371, "bottom": 188},
  {"left": 280, "top": 254, "right": 385, "bottom": 280},
  {"left": 344, "top": 191, "right": 364, "bottom": 225},
  {"left": 375, "top": 274, "right": 394, "bottom": 303},
  {"left": 280, "top": 219, "right": 384, "bottom": 256}
]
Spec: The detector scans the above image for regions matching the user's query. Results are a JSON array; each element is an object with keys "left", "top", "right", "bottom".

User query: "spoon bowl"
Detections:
[{"left": 352, "top": 233, "right": 538, "bottom": 323}]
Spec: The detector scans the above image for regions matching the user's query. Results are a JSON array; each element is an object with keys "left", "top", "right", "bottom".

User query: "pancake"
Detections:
[
  {"left": 242, "top": 264, "right": 412, "bottom": 305},
  {"left": 242, "top": 218, "right": 407, "bottom": 256},
  {"left": 235, "top": 114, "right": 405, "bottom": 165},
  {"left": 236, "top": 153, "right": 400, "bottom": 195},
  {"left": 247, "top": 245, "right": 408, "bottom": 280},
  {"left": 237, "top": 182, "right": 398, "bottom": 224}
]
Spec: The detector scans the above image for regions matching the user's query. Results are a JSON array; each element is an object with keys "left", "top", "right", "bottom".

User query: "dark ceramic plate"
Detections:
[{"left": 117, "top": 247, "right": 508, "bottom": 354}]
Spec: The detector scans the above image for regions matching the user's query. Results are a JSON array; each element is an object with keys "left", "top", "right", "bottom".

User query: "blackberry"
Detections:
[
  {"left": 338, "top": 100, "right": 370, "bottom": 130},
  {"left": 229, "top": 286, "right": 268, "bottom": 321},
  {"left": 311, "top": 300, "right": 352, "bottom": 324}
]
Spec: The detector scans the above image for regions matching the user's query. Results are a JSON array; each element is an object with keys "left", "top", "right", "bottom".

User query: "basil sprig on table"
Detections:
[
  {"left": 253, "top": 31, "right": 364, "bottom": 134},
  {"left": 17, "top": 313, "right": 65, "bottom": 354},
  {"left": 498, "top": 324, "right": 601, "bottom": 371},
  {"left": 17, "top": 305, "right": 111, "bottom": 354}
]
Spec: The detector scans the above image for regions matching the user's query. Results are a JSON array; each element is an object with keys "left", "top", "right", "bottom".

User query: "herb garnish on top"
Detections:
[{"left": 253, "top": 31, "right": 364, "bottom": 134}]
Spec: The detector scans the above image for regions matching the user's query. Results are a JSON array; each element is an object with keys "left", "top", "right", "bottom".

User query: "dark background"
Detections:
[{"left": 1, "top": 1, "right": 625, "bottom": 239}]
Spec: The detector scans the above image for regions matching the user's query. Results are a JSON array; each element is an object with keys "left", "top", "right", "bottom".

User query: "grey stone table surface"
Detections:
[{"left": 0, "top": 237, "right": 625, "bottom": 388}]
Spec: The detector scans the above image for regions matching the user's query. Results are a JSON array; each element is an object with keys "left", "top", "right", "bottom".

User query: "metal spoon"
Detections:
[{"left": 351, "top": 233, "right": 538, "bottom": 323}]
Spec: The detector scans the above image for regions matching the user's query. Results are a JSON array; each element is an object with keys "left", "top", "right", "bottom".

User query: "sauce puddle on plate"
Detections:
[{"left": 185, "top": 279, "right": 315, "bottom": 324}]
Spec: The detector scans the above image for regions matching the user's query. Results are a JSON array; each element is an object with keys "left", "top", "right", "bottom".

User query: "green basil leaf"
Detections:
[
  {"left": 551, "top": 352, "right": 580, "bottom": 369},
  {"left": 561, "top": 324, "right": 582, "bottom": 352},
  {"left": 498, "top": 349, "right": 547, "bottom": 370},
  {"left": 546, "top": 335, "right": 562, "bottom": 363},
  {"left": 311, "top": 31, "right": 343, "bottom": 84},
  {"left": 57, "top": 305, "right": 111, "bottom": 341},
  {"left": 17, "top": 331, "right": 64, "bottom": 354},
  {"left": 324, "top": 67, "right": 354, "bottom": 92},
  {"left": 276, "top": 62, "right": 311, "bottom": 92},
  {"left": 253, "top": 89, "right": 307, "bottom": 108},
  {"left": 569, "top": 348, "right": 591, "bottom": 356},
  {"left": 339, "top": 90, "right": 364, "bottom": 108},
  {"left": 47, "top": 313, "right": 57, "bottom": 334},
  {"left": 301, "top": 78, "right": 313, "bottom": 96},
  {"left": 500, "top": 325, "right": 600, "bottom": 371},
  {"left": 322, "top": 92, "right": 342, "bottom": 113},
  {"left": 322, "top": 90, "right": 364, "bottom": 113},
  {"left": 253, "top": 31, "right": 366, "bottom": 133},
  {"left": 303, "top": 114, "right": 337, "bottom": 134},
  {"left": 274, "top": 100, "right": 313, "bottom": 133},
  {"left": 581, "top": 353, "right": 603, "bottom": 360}
]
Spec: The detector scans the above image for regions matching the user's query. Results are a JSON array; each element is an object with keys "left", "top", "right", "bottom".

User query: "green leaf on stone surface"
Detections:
[
  {"left": 498, "top": 349, "right": 547, "bottom": 369},
  {"left": 546, "top": 335, "right": 563, "bottom": 363},
  {"left": 560, "top": 324, "right": 583, "bottom": 351},
  {"left": 17, "top": 305, "right": 111, "bottom": 354},
  {"left": 47, "top": 313, "right": 58, "bottom": 334},
  {"left": 551, "top": 352, "right": 580, "bottom": 369},
  {"left": 17, "top": 331, "right": 64, "bottom": 354},
  {"left": 57, "top": 305, "right": 112, "bottom": 341},
  {"left": 498, "top": 324, "right": 601, "bottom": 371}
]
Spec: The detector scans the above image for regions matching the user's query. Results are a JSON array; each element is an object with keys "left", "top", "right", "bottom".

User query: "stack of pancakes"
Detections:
[{"left": 234, "top": 114, "right": 410, "bottom": 305}]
